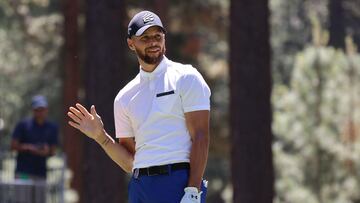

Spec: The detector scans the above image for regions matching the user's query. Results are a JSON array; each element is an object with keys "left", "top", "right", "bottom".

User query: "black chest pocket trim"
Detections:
[{"left": 156, "top": 90, "right": 175, "bottom": 97}]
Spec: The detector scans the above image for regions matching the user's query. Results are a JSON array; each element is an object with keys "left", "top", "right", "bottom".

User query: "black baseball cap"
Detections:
[{"left": 128, "top": 11, "right": 166, "bottom": 38}]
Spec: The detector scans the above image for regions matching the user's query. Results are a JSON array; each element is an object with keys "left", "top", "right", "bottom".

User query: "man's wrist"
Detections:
[
  {"left": 187, "top": 185, "right": 201, "bottom": 192},
  {"left": 187, "top": 179, "right": 202, "bottom": 191},
  {"left": 94, "top": 130, "right": 107, "bottom": 144},
  {"left": 95, "top": 131, "right": 114, "bottom": 147}
]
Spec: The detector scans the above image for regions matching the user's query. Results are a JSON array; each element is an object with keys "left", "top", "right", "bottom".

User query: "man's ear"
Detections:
[{"left": 127, "top": 38, "right": 135, "bottom": 51}]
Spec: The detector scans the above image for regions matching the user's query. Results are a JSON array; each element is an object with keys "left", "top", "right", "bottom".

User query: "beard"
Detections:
[{"left": 135, "top": 46, "right": 166, "bottom": 65}]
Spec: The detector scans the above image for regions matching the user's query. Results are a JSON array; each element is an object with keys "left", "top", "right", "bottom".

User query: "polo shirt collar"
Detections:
[
  {"left": 140, "top": 56, "right": 168, "bottom": 79},
  {"left": 32, "top": 118, "right": 47, "bottom": 126}
]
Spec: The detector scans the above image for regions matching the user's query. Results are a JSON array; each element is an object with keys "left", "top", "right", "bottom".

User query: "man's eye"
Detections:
[
  {"left": 141, "top": 36, "right": 149, "bottom": 41},
  {"left": 155, "top": 35, "right": 162, "bottom": 40}
]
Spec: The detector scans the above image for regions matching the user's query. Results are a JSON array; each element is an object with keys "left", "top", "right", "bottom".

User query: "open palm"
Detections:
[{"left": 67, "top": 103, "right": 104, "bottom": 141}]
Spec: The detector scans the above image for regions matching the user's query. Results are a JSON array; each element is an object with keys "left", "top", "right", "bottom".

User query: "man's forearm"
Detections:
[
  {"left": 188, "top": 131, "right": 209, "bottom": 190},
  {"left": 11, "top": 141, "right": 40, "bottom": 155},
  {"left": 95, "top": 131, "right": 134, "bottom": 173}
]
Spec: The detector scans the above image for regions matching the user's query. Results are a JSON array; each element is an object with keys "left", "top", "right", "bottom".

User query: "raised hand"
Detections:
[{"left": 67, "top": 103, "right": 105, "bottom": 142}]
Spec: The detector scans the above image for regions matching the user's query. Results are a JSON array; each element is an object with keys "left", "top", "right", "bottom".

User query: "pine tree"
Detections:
[{"left": 273, "top": 18, "right": 360, "bottom": 203}]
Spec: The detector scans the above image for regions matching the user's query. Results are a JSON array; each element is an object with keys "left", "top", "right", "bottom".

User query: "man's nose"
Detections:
[
  {"left": 150, "top": 42, "right": 157, "bottom": 47},
  {"left": 148, "top": 37, "right": 158, "bottom": 44}
]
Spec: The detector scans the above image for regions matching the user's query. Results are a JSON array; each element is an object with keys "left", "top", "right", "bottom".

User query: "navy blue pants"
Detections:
[{"left": 128, "top": 169, "right": 207, "bottom": 203}]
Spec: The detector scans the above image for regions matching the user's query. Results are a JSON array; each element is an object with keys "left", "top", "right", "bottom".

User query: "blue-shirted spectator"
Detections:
[{"left": 11, "top": 95, "right": 59, "bottom": 180}]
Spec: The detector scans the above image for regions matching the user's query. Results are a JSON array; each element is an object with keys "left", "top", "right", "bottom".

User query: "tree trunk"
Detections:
[
  {"left": 328, "top": 0, "right": 345, "bottom": 49},
  {"left": 343, "top": 0, "right": 360, "bottom": 49},
  {"left": 83, "top": 0, "right": 128, "bottom": 202},
  {"left": 62, "top": 0, "right": 83, "bottom": 202},
  {"left": 229, "top": 0, "right": 274, "bottom": 203},
  {"left": 152, "top": 0, "right": 169, "bottom": 28}
]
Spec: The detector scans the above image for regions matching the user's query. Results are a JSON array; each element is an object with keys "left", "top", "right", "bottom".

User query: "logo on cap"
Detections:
[{"left": 143, "top": 13, "right": 154, "bottom": 23}]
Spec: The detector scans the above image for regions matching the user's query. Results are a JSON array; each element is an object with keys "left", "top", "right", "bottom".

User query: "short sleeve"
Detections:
[
  {"left": 12, "top": 121, "right": 25, "bottom": 140},
  {"left": 114, "top": 99, "right": 134, "bottom": 138},
  {"left": 180, "top": 68, "right": 211, "bottom": 113}
]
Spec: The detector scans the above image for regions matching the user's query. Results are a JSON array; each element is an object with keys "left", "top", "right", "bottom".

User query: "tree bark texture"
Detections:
[
  {"left": 329, "top": 0, "right": 345, "bottom": 49},
  {"left": 62, "top": 0, "right": 84, "bottom": 202},
  {"left": 229, "top": 0, "right": 274, "bottom": 202},
  {"left": 83, "top": 0, "right": 128, "bottom": 202}
]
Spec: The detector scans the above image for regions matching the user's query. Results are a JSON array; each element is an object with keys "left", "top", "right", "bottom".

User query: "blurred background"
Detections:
[{"left": 0, "top": 0, "right": 359, "bottom": 203}]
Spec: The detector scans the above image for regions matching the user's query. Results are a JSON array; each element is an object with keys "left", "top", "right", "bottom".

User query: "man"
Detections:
[
  {"left": 11, "top": 95, "right": 59, "bottom": 180},
  {"left": 67, "top": 10, "right": 210, "bottom": 203}
]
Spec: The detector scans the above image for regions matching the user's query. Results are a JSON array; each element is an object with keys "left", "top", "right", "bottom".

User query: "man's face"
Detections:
[
  {"left": 128, "top": 26, "right": 166, "bottom": 65},
  {"left": 33, "top": 107, "right": 48, "bottom": 123}
]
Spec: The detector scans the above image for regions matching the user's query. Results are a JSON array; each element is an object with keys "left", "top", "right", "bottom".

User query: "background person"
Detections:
[{"left": 11, "top": 95, "right": 59, "bottom": 180}]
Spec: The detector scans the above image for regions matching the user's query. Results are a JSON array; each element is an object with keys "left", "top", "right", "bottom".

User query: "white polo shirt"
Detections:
[{"left": 114, "top": 56, "right": 211, "bottom": 169}]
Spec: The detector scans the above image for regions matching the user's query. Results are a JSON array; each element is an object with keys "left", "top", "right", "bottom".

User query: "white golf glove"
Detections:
[{"left": 180, "top": 187, "right": 202, "bottom": 203}]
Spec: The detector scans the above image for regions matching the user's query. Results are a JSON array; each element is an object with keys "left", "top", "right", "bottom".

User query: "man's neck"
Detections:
[
  {"left": 34, "top": 118, "right": 45, "bottom": 125},
  {"left": 140, "top": 63, "right": 157, "bottom": 72},
  {"left": 138, "top": 57, "right": 163, "bottom": 72}
]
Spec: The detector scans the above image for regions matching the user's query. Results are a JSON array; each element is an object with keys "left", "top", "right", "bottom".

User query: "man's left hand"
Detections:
[{"left": 180, "top": 187, "right": 202, "bottom": 203}]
